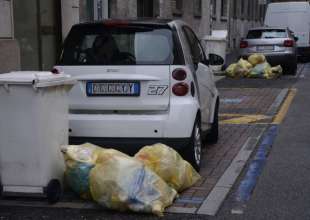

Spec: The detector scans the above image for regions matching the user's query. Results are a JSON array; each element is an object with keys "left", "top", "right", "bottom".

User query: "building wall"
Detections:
[
  {"left": 79, "top": 0, "right": 211, "bottom": 38},
  {"left": 211, "top": 0, "right": 266, "bottom": 51},
  {"left": 172, "top": 0, "right": 211, "bottom": 38},
  {"left": 62, "top": 0, "right": 79, "bottom": 40},
  {"left": 0, "top": 0, "right": 20, "bottom": 73},
  {"left": 110, "top": 0, "right": 137, "bottom": 18}
]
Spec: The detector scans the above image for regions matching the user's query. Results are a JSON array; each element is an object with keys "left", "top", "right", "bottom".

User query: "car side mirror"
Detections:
[
  {"left": 209, "top": 53, "right": 224, "bottom": 66},
  {"left": 294, "top": 36, "right": 299, "bottom": 42}
]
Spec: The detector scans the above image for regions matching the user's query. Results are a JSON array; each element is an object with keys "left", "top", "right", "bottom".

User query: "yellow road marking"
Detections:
[
  {"left": 220, "top": 113, "right": 245, "bottom": 117},
  {"left": 220, "top": 114, "right": 271, "bottom": 125},
  {"left": 272, "top": 89, "right": 297, "bottom": 124}
]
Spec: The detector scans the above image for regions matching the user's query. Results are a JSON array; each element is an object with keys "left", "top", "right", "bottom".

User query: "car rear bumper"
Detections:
[
  {"left": 69, "top": 137, "right": 191, "bottom": 155},
  {"left": 68, "top": 100, "right": 200, "bottom": 152}
]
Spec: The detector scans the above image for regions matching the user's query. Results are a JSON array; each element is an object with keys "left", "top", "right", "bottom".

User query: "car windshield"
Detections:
[
  {"left": 59, "top": 24, "right": 177, "bottom": 65},
  {"left": 247, "top": 29, "right": 287, "bottom": 39}
]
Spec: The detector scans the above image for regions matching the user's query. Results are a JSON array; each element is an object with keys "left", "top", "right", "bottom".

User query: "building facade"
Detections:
[
  {"left": 211, "top": 0, "right": 267, "bottom": 51},
  {"left": 0, "top": 0, "right": 20, "bottom": 73},
  {"left": 78, "top": 0, "right": 212, "bottom": 38},
  {"left": 0, "top": 0, "right": 270, "bottom": 73}
]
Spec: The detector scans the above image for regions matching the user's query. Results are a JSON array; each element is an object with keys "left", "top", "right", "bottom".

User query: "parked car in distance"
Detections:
[
  {"left": 240, "top": 27, "right": 298, "bottom": 75},
  {"left": 54, "top": 19, "right": 220, "bottom": 171},
  {"left": 264, "top": 2, "right": 310, "bottom": 60}
]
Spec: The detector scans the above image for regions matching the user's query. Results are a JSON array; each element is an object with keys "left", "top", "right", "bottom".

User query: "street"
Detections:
[{"left": 0, "top": 63, "right": 307, "bottom": 220}]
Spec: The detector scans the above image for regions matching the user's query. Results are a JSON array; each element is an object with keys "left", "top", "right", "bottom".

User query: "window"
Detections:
[
  {"left": 221, "top": 0, "right": 228, "bottom": 18},
  {"left": 194, "top": 0, "right": 202, "bottom": 17},
  {"left": 247, "top": 29, "right": 288, "bottom": 39},
  {"left": 247, "top": 0, "right": 251, "bottom": 20},
  {"left": 182, "top": 26, "right": 205, "bottom": 64},
  {"left": 172, "top": 0, "right": 183, "bottom": 16},
  {"left": 137, "top": 0, "right": 154, "bottom": 17},
  {"left": 255, "top": 1, "right": 259, "bottom": 21},
  {"left": 60, "top": 25, "right": 178, "bottom": 65},
  {"left": 0, "top": 0, "right": 13, "bottom": 38},
  {"left": 233, "top": 0, "right": 237, "bottom": 19},
  {"left": 241, "top": 0, "right": 245, "bottom": 19},
  {"left": 211, "top": 0, "right": 216, "bottom": 19}
]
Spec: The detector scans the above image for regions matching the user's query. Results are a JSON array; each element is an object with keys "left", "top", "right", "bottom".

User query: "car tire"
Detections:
[
  {"left": 184, "top": 119, "right": 202, "bottom": 172},
  {"left": 45, "top": 179, "right": 62, "bottom": 204},
  {"left": 286, "top": 63, "right": 297, "bottom": 75},
  {"left": 206, "top": 99, "right": 219, "bottom": 144}
]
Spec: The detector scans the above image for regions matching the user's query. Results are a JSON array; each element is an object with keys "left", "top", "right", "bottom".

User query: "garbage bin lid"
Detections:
[{"left": 0, "top": 71, "right": 76, "bottom": 88}]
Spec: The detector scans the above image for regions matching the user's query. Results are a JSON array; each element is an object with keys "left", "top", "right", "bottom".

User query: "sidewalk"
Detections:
[{"left": 218, "top": 64, "right": 310, "bottom": 219}]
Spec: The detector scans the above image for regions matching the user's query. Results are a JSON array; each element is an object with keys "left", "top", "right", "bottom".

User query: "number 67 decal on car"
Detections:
[{"left": 148, "top": 85, "right": 168, "bottom": 95}]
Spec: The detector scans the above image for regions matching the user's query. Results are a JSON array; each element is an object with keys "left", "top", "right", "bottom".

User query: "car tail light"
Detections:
[
  {"left": 284, "top": 40, "right": 294, "bottom": 47},
  {"left": 172, "top": 83, "right": 189, "bottom": 96},
  {"left": 51, "top": 68, "right": 60, "bottom": 74},
  {"left": 240, "top": 40, "right": 248, "bottom": 49},
  {"left": 172, "top": 68, "right": 187, "bottom": 81}
]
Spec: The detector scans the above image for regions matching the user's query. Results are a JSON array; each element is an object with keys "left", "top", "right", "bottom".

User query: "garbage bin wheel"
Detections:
[{"left": 46, "top": 179, "right": 62, "bottom": 204}]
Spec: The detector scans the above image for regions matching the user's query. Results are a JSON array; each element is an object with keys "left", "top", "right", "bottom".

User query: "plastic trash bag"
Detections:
[
  {"left": 135, "top": 144, "right": 201, "bottom": 192},
  {"left": 89, "top": 155, "right": 177, "bottom": 216},
  {"left": 62, "top": 143, "right": 130, "bottom": 199},
  {"left": 226, "top": 63, "right": 249, "bottom": 78},
  {"left": 226, "top": 63, "right": 238, "bottom": 77},
  {"left": 248, "top": 54, "right": 266, "bottom": 66},
  {"left": 248, "top": 62, "right": 271, "bottom": 78},
  {"left": 238, "top": 58, "right": 253, "bottom": 70},
  {"left": 264, "top": 65, "right": 283, "bottom": 79},
  {"left": 64, "top": 160, "right": 94, "bottom": 199},
  {"left": 62, "top": 143, "right": 102, "bottom": 199}
]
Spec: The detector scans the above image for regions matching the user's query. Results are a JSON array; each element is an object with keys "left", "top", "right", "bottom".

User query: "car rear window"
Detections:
[
  {"left": 59, "top": 24, "right": 182, "bottom": 65},
  {"left": 247, "top": 29, "right": 288, "bottom": 39}
]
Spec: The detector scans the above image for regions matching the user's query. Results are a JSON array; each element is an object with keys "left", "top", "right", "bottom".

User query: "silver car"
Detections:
[{"left": 240, "top": 27, "right": 298, "bottom": 75}]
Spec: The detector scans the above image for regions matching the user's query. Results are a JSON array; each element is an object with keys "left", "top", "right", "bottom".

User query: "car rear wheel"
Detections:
[
  {"left": 207, "top": 99, "right": 219, "bottom": 144},
  {"left": 184, "top": 120, "right": 202, "bottom": 172},
  {"left": 284, "top": 61, "right": 297, "bottom": 75}
]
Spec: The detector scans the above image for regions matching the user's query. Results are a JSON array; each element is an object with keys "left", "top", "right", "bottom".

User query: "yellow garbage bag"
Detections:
[
  {"left": 96, "top": 148, "right": 130, "bottom": 164},
  {"left": 63, "top": 143, "right": 102, "bottom": 164},
  {"left": 225, "top": 63, "right": 238, "bottom": 78},
  {"left": 264, "top": 65, "right": 283, "bottom": 79},
  {"left": 62, "top": 143, "right": 129, "bottom": 200},
  {"left": 135, "top": 144, "right": 201, "bottom": 192},
  {"left": 238, "top": 58, "right": 253, "bottom": 70},
  {"left": 62, "top": 143, "right": 102, "bottom": 199},
  {"left": 234, "top": 64, "right": 250, "bottom": 78},
  {"left": 248, "top": 62, "right": 271, "bottom": 78},
  {"left": 89, "top": 155, "right": 177, "bottom": 216},
  {"left": 248, "top": 54, "right": 266, "bottom": 66}
]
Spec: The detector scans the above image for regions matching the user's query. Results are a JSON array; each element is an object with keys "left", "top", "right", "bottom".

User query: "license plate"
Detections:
[
  {"left": 257, "top": 46, "right": 274, "bottom": 51},
  {"left": 86, "top": 81, "right": 140, "bottom": 96}
]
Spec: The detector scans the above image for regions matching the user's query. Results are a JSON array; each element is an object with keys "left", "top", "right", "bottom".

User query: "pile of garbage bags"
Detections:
[
  {"left": 226, "top": 53, "right": 283, "bottom": 79},
  {"left": 62, "top": 143, "right": 201, "bottom": 216}
]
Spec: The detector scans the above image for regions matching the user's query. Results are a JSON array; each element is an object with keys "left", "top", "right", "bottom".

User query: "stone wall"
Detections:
[
  {"left": 0, "top": 40, "right": 20, "bottom": 73},
  {"left": 109, "top": 0, "right": 137, "bottom": 18}
]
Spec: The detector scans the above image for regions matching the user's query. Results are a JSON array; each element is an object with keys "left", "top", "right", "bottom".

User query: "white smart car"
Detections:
[{"left": 54, "top": 19, "right": 220, "bottom": 171}]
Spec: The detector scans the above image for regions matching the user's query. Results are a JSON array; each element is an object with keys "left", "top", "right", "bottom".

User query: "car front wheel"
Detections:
[{"left": 184, "top": 120, "right": 202, "bottom": 172}]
